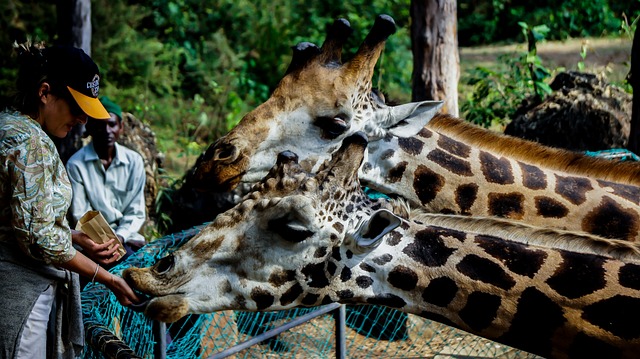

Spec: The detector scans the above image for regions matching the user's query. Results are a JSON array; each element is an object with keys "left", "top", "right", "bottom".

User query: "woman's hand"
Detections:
[
  {"left": 71, "top": 230, "right": 121, "bottom": 265},
  {"left": 104, "top": 273, "right": 140, "bottom": 306}
]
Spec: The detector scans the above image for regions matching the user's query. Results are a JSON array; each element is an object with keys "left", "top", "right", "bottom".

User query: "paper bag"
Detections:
[{"left": 76, "top": 210, "right": 127, "bottom": 257}]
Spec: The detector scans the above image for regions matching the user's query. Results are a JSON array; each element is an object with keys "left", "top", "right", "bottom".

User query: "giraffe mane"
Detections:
[
  {"left": 428, "top": 114, "right": 640, "bottom": 186},
  {"left": 388, "top": 198, "right": 640, "bottom": 263}
]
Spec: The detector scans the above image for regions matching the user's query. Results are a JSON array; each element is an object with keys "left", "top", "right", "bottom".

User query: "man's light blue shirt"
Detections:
[{"left": 66, "top": 142, "right": 146, "bottom": 244}]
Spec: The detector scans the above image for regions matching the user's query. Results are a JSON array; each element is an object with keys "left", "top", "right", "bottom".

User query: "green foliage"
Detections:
[{"left": 460, "top": 21, "right": 554, "bottom": 128}]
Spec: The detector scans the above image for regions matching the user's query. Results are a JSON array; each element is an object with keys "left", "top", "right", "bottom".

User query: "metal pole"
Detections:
[
  {"left": 152, "top": 320, "right": 167, "bottom": 359},
  {"left": 333, "top": 305, "right": 346, "bottom": 359}
]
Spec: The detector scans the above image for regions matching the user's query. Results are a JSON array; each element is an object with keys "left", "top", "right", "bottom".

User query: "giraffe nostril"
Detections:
[{"left": 213, "top": 143, "right": 239, "bottom": 162}]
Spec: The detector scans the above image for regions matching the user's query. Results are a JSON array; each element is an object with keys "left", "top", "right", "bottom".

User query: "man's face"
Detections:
[{"left": 87, "top": 112, "right": 122, "bottom": 149}]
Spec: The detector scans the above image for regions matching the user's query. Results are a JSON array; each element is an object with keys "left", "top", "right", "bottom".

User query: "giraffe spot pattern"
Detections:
[
  {"left": 327, "top": 261, "right": 337, "bottom": 276},
  {"left": 398, "top": 137, "right": 424, "bottom": 156},
  {"left": 619, "top": 263, "right": 640, "bottom": 290},
  {"left": 498, "top": 287, "right": 565, "bottom": 358},
  {"left": 372, "top": 253, "right": 393, "bottom": 265},
  {"left": 361, "top": 162, "right": 372, "bottom": 173},
  {"left": 387, "top": 161, "right": 408, "bottom": 183},
  {"left": 333, "top": 222, "right": 344, "bottom": 234},
  {"left": 581, "top": 295, "right": 640, "bottom": 340},
  {"left": 233, "top": 295, "right": 247, "bottom": 310},
  {"left": 474, "top": 235, "right": 547, "bottom": 278},
  {"left": 417, "top": 127, "right": 433, "bottom": 138},
  {"left": 437, "top": 135, "right": 471, "bottom": 158},
  {"left": 301, "top": 293, "right": 319, "bottom": 306},
  {"left": 546, "top": 252, "right": 606, "bottom": 299},
  {"left": 555, "top": 175, "right": 593, "bottom": 205},
  {"left": 356, "top": 275, "right": 374, "bottom": 288},
  {"left": 321, "top": 295, "right": 333, "bottom": 305},
  {"left": 337, "top": 289, "right": 354, "bottom": 300},
  {"left": 582, "top": 197, "right": 640, "bottom": 240},
  {"left": 280, "top": 282, "right": 303, "bottom": 306},
  {"left": 455, "top": 183, "right": 479, "bottom": 215},
  {"left": 332, "top": 247, "right": 342, "bottom": 261},
  {"left": 459, "top": 291, "right": 502, "bottom": 332},
  {"left": 359, "top": 263, "right": 376, "bottom": 272},
  {"left": 388, "top": 265, "right": 419, "bottom": 290},
  {"left": 340, "top": 267, "right": 352, "bottom": 282},
  {"left": 386, "top": 231, "right": 402, "bottom": 246},
  {"left": 518, "top": 162, "right": 547, "bottom": 190},
  {"left": 456, "top": 254, "right": 516, "bottom": 290},
  {"left": 251, "top": 287, "right": 275, "bottom": 310},
  {"left": 314, "top": 247, "right": 327, "bottom": 258},
  {"left": 427, "top": 149, "right": 473, "bottom": 176},
  {"left": 366, "top": 293, "right": 407, "bottom": 308},
  {"left": 535, "top": 196, "right": 569, "bottom": 218},
  {"left": 568, "top": 333, "right": 622, "bottom": 359},
  {"left": 422, "top": 277, "right": 458, "bottom": 307},
  {"left": 413, "top": 165, "right": 445, "bottom": 205},
  {"left": 403, "top": 228, "right": 458, "bottom": 267},
  {"left": 268, "top": 269, "right": 296, "bottom": 287},
  {"left": 597, "top": 179, "right": 640, "bottom": 203},
  {"left": 488, "top": 192, "right": 525, "bottom": 219},
  {"left": 380, "top": 149, "right": 395, "bottom": 160},
  {"left": 301, "top": 262, "right": 330, "bottom": 288},
  {"left": 479, "top": 151, "right": 515, "bottom": 184}
]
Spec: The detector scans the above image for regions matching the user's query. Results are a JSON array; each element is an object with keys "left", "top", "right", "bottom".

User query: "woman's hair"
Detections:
[{"left": 11, "top": 41, "right": 69, "bottom": 115}]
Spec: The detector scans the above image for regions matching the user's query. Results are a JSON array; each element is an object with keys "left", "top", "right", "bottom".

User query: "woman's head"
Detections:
[{"left": 12, "top": 42, "right": 109, "bottom": 138}]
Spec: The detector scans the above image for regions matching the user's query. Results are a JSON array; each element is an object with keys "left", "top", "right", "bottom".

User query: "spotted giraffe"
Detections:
[
  {"left": 361, "top": 113, "right": 640, "bottom": 241},
  {"left": 125, "top": 133, "right": 640, "bottom": 359},
  {"left": 188, "top": 15, "right": 640, "bottom": 242}
]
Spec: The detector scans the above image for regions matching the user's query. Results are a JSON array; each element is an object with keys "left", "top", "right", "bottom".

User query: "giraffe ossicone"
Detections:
[
  {"left": 125, "top": 132, "right": 640, "bottom": 359},
  {"left": 187, "top": 14, "right": 640, "bottom": 242}
]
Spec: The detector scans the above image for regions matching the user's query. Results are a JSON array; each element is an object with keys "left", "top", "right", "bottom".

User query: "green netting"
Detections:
[{"left": 81, "top": 225, "right": 541, "bottom": 359}]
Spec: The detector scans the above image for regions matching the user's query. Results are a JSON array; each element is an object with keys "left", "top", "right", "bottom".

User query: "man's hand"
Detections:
[{"left": 72, "top": 230, "right": 122, "bottom": 265}]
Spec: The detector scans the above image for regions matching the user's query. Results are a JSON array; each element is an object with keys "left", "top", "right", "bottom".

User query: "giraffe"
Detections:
[
  {"left": 125, "top": 133, "right": 640, "bottom": 359},
  {"left": 187, "top": 14, "right": 640, "bottom": 242}
]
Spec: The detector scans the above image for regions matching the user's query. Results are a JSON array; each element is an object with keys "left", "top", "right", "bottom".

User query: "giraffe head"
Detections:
[
  {"left": 188, "top": 15, "right": 441, "bottom": 191},
  {"left": 124, "top": 132, "right": 401, "bottom": 322}
]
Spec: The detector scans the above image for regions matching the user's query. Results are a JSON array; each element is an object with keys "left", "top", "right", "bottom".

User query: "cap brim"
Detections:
[{"left": 67, "top": 86, "right": 110, "bottom": 120}]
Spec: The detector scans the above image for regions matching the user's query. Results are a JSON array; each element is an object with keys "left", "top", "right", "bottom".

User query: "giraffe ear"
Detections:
[
  {"left": 346, "top": 209, "right": 402, "bottom": 254},
  {"left": 386, "top": 100, "right": 443, "bottom": 137}
]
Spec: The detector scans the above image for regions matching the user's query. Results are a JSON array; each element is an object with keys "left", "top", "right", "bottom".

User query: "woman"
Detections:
[{"left": 0, "top": 42, "right": 139, "bottom": 359}]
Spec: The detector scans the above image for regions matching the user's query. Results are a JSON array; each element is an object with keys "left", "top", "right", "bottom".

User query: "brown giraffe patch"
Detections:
[
  {"left": 333, "top": 222, "right": 344, "bottom": 234},
  {"left": 535, "top": 196, "right": 569, "bottom": 218},
  {"left": 301, "top": 262, "right": 330, "bottom": 288},
  {"left": 498, "top": 287, "right": 564, "bottom": 358},
  {"left": 251, "top": 287, "right": 275, "bottom": 310},
  {"left": 417, "top": 127, "right": 433, "bottom": 139},
  {"left": 403, "top": 228, "right": 458, "bottom": 267},
  {"left": 619, "top": 263, "right": 640, "bottom": 290},
  {"left": 459, "top": 291, "right": 502, "bottom": 332},
  {"left": 388, "top": 265, "right": 419, "bottom": 290},
  {"left": 427, "top": 149, "right": 473, "bottom": 176},
  {"left": 437, "top": 135, "right": 471, "bottom": 158},
  {"left": 386, "top": 231, "right": 402, "bottom": 246},
  {"left": 474, "top": 235, "right": 547, "bottom": 278},
  {"left": 366, "top": 293, "right": 407, "bottom": 308},
  {"left": 555, "top": 175, "right": 593, "bottom": 205},
  {"left": 480, "top": 151, "right": 515, "bottom": 184},
  {"left": 359, "top": 263, "right": 376, "bottom": 272},
  {"left": 546, "top": 252, "right": 607, "bottom": 299},
  {"left": 597, "top": 179, "right": 640, "bottom": 203},
  {"left": 581, "top": 295, "right": 640, "bottom": 340},
  {"left": 398, "top": 137, "right": 424, "bottom": 156},
  {"left": 280, "top": 283, "right": 303, "bottom": 306},
  {"left": 455, "top": 183, "right": 479, "bottom": 215},
  {"left": 518, "top": 162, "right": 547, "bottom": 190},
  {"left": 336, "top": 289, "right": 354, "bottom": 300},
  {"left": 487, "top": 192, "right": 525, "bottom": 219},
  {"left": 387, "top": 161, "right": 408, "bottom": 183},
  {"left": 413, "top": 165, "right": 445, "bottom": 205},
  {"left": 268, "top": 269, "right": 296, "bottom": 287},
  {"left": 339, "top": 267, "right": 351, "bottom": 282},
  {"left": 380, "top": 149, "right": 395, "bottom": 160},
  {"left": 301, "top": 293, "right": 320, "bottom": 306},
  {"left": 582, "top": 197, "right": 640, "bottom": 240},
  {"left": 372, "top": 253, "right": 393, "bottom": 265},
  {"left": 356, "top": 275, "right": 373, "bottom": 288},
  {"left": 456, "top": 254, "right": 517, "bottom": 290},
  {"left": 421, "top": 277, "right": 458, "bottom": 307}
]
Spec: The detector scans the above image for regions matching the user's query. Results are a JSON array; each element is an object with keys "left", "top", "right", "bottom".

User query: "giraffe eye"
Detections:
[
  {"left": 315, "top": 116, "right": 348, "bottom": 139},
  {"left": 154, "top": 254, "right": 175, "bottom": 275},
  {"left": 268, "top": 216, "right": 314, "bottom": 243}
]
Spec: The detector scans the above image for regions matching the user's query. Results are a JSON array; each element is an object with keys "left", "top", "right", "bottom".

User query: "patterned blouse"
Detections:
[{"left": 0, "top": 111, "right": 76, "bottom": 264}]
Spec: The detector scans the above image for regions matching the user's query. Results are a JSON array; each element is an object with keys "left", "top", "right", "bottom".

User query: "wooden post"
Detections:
[{"left": 410, "top": 0, "right": 460, "bottom": 116}]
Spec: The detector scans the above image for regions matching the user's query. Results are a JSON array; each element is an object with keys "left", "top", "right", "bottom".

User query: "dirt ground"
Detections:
[{"left": 460, "top": 37, "right": 632, "bottom": 84}]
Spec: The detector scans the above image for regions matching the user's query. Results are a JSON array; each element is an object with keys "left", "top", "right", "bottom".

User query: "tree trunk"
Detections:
[
  {"left": 410, "top": 0, "right": 460, "bottom": 117},
  {"left": 628, "top": 25, "right": 640, "bottom": 154},
  {"left": 54, "top": 0, "right": 92, "bottom": 163}
]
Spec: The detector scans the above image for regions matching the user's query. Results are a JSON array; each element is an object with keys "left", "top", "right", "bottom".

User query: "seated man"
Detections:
[{"left": 67, "top": 97, "right": 147, "bottom": 267}]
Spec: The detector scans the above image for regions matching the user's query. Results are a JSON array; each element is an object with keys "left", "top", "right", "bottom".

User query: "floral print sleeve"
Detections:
[{"left": 0, "top": 112, "right": 75, "bottom": 264}]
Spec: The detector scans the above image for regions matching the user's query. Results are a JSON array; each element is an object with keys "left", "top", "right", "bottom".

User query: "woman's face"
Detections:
[{"left": 38, "top": 83, "right": 88, "bottom": 138}]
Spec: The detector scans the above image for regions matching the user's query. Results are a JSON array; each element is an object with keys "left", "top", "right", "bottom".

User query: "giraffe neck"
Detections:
[
  {"left": 360, "top": 115, "right": 640, "bottom": 241},
  {"left": 330, "top": 208, "right": 640, "bottom": 359}
]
